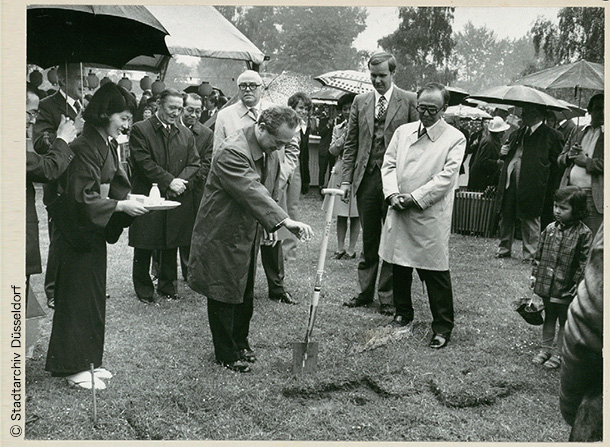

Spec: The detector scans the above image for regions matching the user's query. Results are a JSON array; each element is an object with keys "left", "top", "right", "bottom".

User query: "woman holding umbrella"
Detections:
[{"left": 45, "top": 82, "right": 148, "bottom": 389}]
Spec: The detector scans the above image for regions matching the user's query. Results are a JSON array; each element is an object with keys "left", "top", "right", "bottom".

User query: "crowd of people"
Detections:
[{"left": 25, "top": 51, "right": 603, "bottom": 439}]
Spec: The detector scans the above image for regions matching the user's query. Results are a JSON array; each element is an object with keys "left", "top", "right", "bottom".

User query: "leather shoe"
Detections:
[
  {"left": 390, "top": 315, "right": 412, "bottom": 328},
  {"left": 343, "top": 297, "right": 372, "bottom": 308},
  {"left": 495, "top": 252, "right": 511, "bottom": 259},
  {"left": 161, "top": 293, "right": 181, "bottom": 301},
  {"left": 430, "top": 333, "right": 450, "bottom": 349},
  {"left": 138, "top": 295, "right": 156, "bottom": 304},
  {"left": 217, "top": 359, "right": 251, "bottom": 373},
  {"left": 379, "top": 304, "right": 395, "bottom": 316},
  {"left": 270, "top": 292, "right": 298, "bottom": 304},
  {"left": 240, "top": 348, "right": 257, "bottom": 363}
]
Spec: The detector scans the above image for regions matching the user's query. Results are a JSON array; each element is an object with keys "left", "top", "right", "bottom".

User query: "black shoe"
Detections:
[
  {"left": 379, "top": 304, "right": 395, "bottom": 316},
  {"left": 138, "top": 295, "right": 156, "bottom": 304},
  {"left": 343, "top": 297, "right": 373, "bottom": 308},
  {"left": 430, "top": 333, "right": 450, "bottom": 349},
  {"left": 240, "top": 348, "right": 257, "bottom": 363},
  {"left": 217, "top": 359, "right": 251, "bottom": 373},
  {"left": 495, "top": 252, "right": 511, "bottom": 259},
  {"left": 270, "top": 292, "right": 298, "bottom": 304},
  {"left": 390, "top": 315, "right": 413, "bottom": 328},
  {"left": 161, "top": 293, "right": 181, "bottom": 301}
]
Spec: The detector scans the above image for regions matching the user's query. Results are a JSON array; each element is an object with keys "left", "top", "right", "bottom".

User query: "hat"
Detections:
[
  {"left": 515, "top": 300, "right": 545, "bottom": 326},
  {"left": 488, "top": 116, "right": 510, "bottom": 133}
]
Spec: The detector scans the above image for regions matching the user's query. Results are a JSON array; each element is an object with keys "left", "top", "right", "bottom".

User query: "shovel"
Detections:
[{"left": 292, "top": 188, "right": 345, "bottom": 374}]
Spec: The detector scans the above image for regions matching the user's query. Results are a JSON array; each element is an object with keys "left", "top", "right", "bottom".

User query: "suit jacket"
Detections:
[
  {"left": 32, "top": 90, "right": 78, "bottom": 154},
  {"left": 495, "top": 123, "right": 563, "bottom": 218},
  {"left": 128, "top": 115, "right": 201, "bottom": 249},
  {"left": 26, "top": 137, "right": 74, "bottom": 275},
  {"left": 341, "top": 86, "right": 418, "bottom": 193},
  {"left": 188, "top": 124, "right": 288, "bottom": 304},
  {"left": 558, "top": 125, "right": 604, "bottom": 213},
  {"left": 188, "top": 120, "right": 214, "bottom": 211}
]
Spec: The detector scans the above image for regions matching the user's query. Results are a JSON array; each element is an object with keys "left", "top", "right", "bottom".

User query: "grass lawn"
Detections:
[{"left": 26, "top": 187, "right": 572, "bottom": 441}]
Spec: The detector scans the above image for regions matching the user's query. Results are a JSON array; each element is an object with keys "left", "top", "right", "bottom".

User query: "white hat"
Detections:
[{"left": 487, "top": 116, "right": 510, "bottom": 133}]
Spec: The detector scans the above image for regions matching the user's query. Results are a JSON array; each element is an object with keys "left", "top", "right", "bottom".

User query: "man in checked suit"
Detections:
[{"left": 341, "top": 51, "right": 419, "bottom": 315}]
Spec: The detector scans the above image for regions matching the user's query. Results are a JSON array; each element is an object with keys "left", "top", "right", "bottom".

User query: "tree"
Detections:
[
  {"left": 213, "top": 6, "right": 367, "bottom": 76},
  {"left": 531, "top": 7, "right": 604, "bottom": 65},
  {"left": 378, "top": 7, "right": 456, "bottom": 90}
]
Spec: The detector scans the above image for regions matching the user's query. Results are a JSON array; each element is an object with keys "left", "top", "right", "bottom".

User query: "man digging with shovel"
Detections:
[{"left": 188, "top": 106, "right": 313, "bottom": 373}]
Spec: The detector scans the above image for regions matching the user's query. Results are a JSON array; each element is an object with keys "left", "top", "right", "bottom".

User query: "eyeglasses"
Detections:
[
  {"left": 238, "top": 83, "right": 261, "bottom": 92},
  {"left": 416, "top": 105, "right": 440, "bottom": 116},
  {"left": 26, "top": 110, "right": 39, "bottom": 119},
  {"left": 184, "top": 107, "right": 202, "bottom": 116}
]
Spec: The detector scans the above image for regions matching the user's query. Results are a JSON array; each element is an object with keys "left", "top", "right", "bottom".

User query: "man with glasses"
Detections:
[
  {"left": 379, "top": 82, "right": 466, "bottom": 349},
  {"left": 340, "top": 51, "right": 418, "bottom": 316},
  {"left": 213, "top": 70, "right": 300, "bottom": 305},
  {"left": 128, "top": 89, "right": 201, "bottom": 303}
]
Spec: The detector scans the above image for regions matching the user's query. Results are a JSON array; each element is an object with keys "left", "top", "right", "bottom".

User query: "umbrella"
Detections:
[
  {"left": 314, "top": 70, "right": 373, "bottom": 95},
  {"left": 512, "top": 60, "right": 604, "bottom": 91},
  {"left": 27, "top": 5, "right": 170, "bottom": 69},
  {"left": 445, "top": 105, "right": 492, "bottom": 120},
  {"left": 467, "top": 85, "right": 569, "bottom": 111},
  {"left": 446, "top": 86, "right": 470, "bottom": 106},
  {"left": 311, "top": 87, "right": 353, "bottom": 105},
  {"left": 555, "top": 99, "right": 587, "bottom": 121}
]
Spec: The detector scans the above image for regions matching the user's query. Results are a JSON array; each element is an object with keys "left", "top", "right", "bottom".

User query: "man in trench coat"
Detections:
[
  {"left": 128, "top": 89, "right": 201, "bottom": 303},
  {"left": 379, "top": 83, "right": 466, "bottom": 349},
  {"left": 188, "top": 106, "right": 313, "bottom": 373}
]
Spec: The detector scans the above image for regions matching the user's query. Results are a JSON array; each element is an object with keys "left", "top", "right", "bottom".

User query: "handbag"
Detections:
[{"left": 515, "top": 294, "right": 545, "bottom": 326}]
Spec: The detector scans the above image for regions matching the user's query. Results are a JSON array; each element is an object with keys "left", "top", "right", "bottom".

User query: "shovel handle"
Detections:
[{"left": 321, "top": 188, "right": 344, "bottom": 196}]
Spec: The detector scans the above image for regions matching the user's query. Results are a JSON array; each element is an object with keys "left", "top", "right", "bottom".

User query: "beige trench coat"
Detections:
[{"left": 379, "top": 119, "right": 466, "bottom": 271}]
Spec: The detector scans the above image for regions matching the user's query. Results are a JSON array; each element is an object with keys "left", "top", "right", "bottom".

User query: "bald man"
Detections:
[{"left": 212, "top": 70, "right": 300, "bottom": 304}]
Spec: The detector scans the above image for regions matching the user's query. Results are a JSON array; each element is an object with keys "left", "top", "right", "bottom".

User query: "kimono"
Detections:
[{"left": 45, "top": 124, "right": 131, "bottom": 375}]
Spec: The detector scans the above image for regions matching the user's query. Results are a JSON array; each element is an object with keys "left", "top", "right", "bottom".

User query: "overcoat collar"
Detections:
[
  {"left": 415, "top": 118, "right": 447, "bottom": 143},
  {"left": 150, "top": 114, "right": 179, "bottom": 137}
]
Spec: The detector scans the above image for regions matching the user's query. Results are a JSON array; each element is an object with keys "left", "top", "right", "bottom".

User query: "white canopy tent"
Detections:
[{"left": 119, "top": 6, "right": 266, "bottom": 77}]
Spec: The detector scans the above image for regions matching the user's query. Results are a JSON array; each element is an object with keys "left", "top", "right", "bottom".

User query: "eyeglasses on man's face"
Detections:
[
  {"left": 26, "top": 109, "right": 39, "bottom": 119},
  {"left": 184, "top": 107, "right": 202, "bottom": 116},
  {"left": 238, "top": 83, "right": 261, "bottom": 92},
  {"left": 416, "top": 105, "right": 440, "bottom": 116}
]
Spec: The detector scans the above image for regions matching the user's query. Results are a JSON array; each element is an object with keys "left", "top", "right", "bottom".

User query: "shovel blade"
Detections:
[{"left": 292, "top": 342, "right": 318, "bottom": 374}]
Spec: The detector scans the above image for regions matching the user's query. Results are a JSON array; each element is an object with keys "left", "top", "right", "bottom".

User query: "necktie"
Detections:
[
  {"left": 418, "top": 126, "right": 427, "bottom": 139},
  {"left": 250, "top": 107, "right": 258, "bottom": 121},
  {"left": 376, "top": 96, "right": 386, "bottom": 120},
  {"left": 73, "top": 100, "right": 82, "bottom": 113}
]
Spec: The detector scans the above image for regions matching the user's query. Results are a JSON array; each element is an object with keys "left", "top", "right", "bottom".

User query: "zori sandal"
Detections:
[{"left": 65, "top": 371, "right": 106, "bottom": 390}]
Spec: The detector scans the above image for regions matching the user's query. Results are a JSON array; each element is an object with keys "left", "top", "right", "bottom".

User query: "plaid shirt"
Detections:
[{"left": 532, "top": 220, "right": 592, "bottom": 303}]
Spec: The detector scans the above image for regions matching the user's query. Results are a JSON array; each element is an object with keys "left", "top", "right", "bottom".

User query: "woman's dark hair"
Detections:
[
  {"left": 288, "top": 92, "right": 312, "bottom": 111},
  {"left": 82, "top": 82, "right": 137, "bottom": 128},
  {"left": 554, "top": 186, "right": 589, "bottom": 222},
  {"left": 338, "top": 93, "right": 356, "bottom": 109}
]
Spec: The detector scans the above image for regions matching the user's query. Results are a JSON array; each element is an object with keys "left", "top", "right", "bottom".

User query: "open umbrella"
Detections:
[
  {"left": 446, "top": 86, "right": 470, "bottom": 106},
  {"left": 314, "top": 70, "right": 372, "bottom": 95},
  {"left": 27, "top": 5, "right": 170, "bottom": 69},
  {"left": 512, "top": 60, "right": 604, "bottom": 91},
  {"left": 555, "top": 99, "right": 587, "bottom": 121},
  {"left": 467, "top": 85, "right": 569, "bottom": 111},
  {"left": 445, "top": 105, "right": 491, "bottom": 120}
]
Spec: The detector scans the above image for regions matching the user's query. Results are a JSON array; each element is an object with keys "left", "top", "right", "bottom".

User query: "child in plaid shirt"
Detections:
[{"left": 530, "top": 186, "right": 592, "bottom": 369}]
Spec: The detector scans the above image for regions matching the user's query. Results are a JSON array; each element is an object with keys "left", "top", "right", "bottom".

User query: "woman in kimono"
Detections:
[{"left": 45, "top": 82, "right": 148, "bottom": 389}]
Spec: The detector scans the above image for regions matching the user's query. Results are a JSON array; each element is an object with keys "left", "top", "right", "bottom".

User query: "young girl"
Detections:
[{"left": 530, "top": 186, "right": 593, "bottom": 369}]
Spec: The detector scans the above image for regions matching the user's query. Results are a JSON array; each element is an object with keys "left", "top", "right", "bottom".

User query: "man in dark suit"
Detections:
[
  {"left": 179, "top": 92, "right": 214, "bottom": 279},
  {"left": 128, "top": 89, "right": 201, "bottom": 303},
  {"left": 495, "top": 104, "right": 563, "bottom": 262},
  {"left": 557, "top": 94, "right": 604, "bottom": 237},
  {"left": 26, "top": 88, "right": 77, "bottom": 307},
  {"left": 340, "top": 51, "right": 419, "bottom": 315},
  {"left": 32, "top": 63, "right": 84, "bottom": 308},
  {"left": 188, "top": 106, "right": 313, "bottom": 373}
]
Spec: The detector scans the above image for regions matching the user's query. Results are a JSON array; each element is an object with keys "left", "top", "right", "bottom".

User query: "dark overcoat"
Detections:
[
  {"left": 189, "top": 120, "right": 214, "bottom": 212},
  {"left": 188, "top": 125, "right": 288, "bottom": 304},
  {"left": 26, "top": 138, "right": 74, "bottom": 275},
  {"left": 468, "top": 132, "right": 501, "bottom": 191},
  {"left": 128, "top": 115, "right": 201, "bottom": 249},
  {"left": 495, "top": 123, "right": 562, "bottom": 218}
]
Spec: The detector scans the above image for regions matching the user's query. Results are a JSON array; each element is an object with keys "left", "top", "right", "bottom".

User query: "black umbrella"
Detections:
[{"left": 27, "top": 5, "right": 170, "bottom": 69}]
